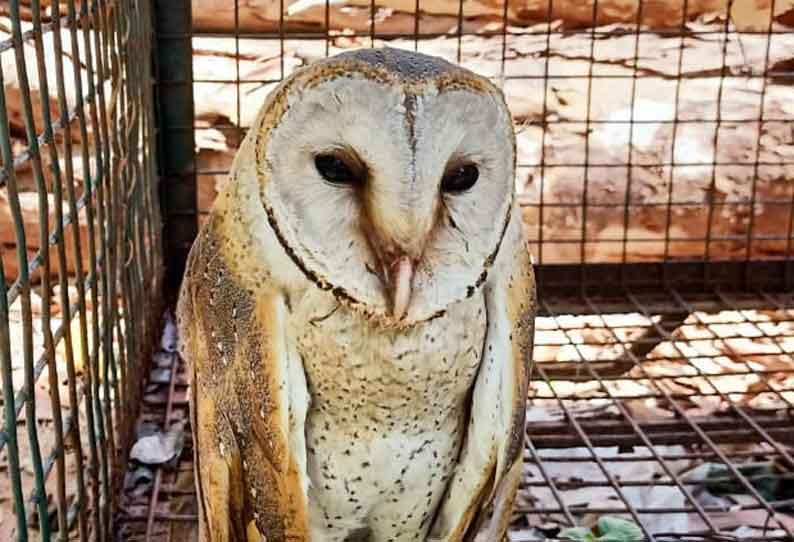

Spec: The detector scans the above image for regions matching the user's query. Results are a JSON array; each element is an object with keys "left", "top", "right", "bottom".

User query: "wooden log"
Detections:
[
  {"left": 2, "top": 135, "right": 92, "bottom": 193},
  {"left": 8, "top": 0, "right": 794, "bottom": 32},
  {"left": 192, "top": 1, "right": 485, "bottom": 35},
  {"left": 0, "top": 191, "right": 93, "bottom": 283},
  {"left": 1, "top": 20, "right": 104, "bottom": 145},
  {"left": 190, "top": 30, "right": 794, "bottom": 266},
  {"left": 190, "top": 0, "right": 794, "bottom": 34},
  {"left": 190, "top": 25, "right": 794, "bottom": 128},
  {"left": 520, "top": 82, "right": 794, "bottom": 264},
  {"left": 196, "top": 147, "right": 234, "bottom": 213}
]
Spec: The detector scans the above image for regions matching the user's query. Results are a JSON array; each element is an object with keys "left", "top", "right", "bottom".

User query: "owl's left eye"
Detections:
[{"left": 315, "top": 154, "right": 360, "bottom": 185}]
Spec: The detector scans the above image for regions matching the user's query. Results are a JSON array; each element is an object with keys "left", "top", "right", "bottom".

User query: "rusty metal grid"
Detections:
[
  {"left": 117, "top": 290, "right": 794, "bottom": 541},
  {"left": 522, "top": 290, "right": 794, "bottom": 541},
  {"left": 0, "top": 0, "right": 162, "bottom": 540}
]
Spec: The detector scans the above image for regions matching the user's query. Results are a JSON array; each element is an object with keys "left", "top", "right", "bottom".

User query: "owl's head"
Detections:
[{"left": 245, "top": 47, "right": 516, "bottom": 326}]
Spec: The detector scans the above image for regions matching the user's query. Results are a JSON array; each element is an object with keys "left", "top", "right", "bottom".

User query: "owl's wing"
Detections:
[
  {"left": 429, "top": 209, "right": 536, "bottom": 542},
  {"left": 177, "top": 223, "right": 311, "bottom": 542}
]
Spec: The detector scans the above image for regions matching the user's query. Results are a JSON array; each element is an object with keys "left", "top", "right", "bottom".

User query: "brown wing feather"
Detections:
[{"left": 177, "top": 219, "right": 310, "bottom": 542}]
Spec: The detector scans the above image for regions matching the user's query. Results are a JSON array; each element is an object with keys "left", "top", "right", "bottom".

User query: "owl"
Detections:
[{"left": 176, "top": 47, "right": 536, "bottom": 542}]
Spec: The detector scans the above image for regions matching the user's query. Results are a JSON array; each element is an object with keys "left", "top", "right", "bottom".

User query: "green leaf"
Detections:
[
  {"left": 559, "top": 527, "right": 596, "bottom": 541},
  {"left": 596, "top": 516, "right": 644, "bottom": 542},
  {"left": 598, "top": 534, "right": 642, "bottom": 542}
]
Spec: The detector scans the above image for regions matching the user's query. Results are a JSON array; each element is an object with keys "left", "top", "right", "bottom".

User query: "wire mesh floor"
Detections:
[{"left": 116, "top": 291, "right": 794, "bottom": 542}]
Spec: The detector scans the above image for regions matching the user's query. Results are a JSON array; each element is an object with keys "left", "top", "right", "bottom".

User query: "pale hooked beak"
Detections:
[{"left": 390, "top": 256, "right": 414, "bottom": 320}]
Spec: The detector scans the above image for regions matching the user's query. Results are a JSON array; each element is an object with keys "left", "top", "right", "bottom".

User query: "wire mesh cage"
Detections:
[
  {"left": 137, "top": 0, "right": 794, "bottom": 541},
  {"left": 2, "top": 0, "right": 793, "bottom": 540},
  {"left": 0, "top": 0, "right": 162, "bottom": 540}
]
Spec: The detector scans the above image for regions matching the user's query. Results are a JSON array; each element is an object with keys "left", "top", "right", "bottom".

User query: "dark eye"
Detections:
[
  {"left": 441, "top": 164, "right": 479, "bottom": 193},
  {"left": 315, "top": 154, "right": 358, "bottom": 185}
]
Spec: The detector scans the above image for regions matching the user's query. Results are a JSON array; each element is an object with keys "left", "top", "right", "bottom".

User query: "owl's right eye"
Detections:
[{"left": 315, "top": 154, "right": 359, "bottom": 185}]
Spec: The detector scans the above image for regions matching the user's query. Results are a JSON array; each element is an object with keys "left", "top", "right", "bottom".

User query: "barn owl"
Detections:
[{"left": 176, "top": 47, "right": 536, "bottom": 542}]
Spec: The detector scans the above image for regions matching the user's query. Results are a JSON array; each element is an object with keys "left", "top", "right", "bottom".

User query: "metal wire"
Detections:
[
  {"left": 121, "top": 290, "right": 794, "bottom": 542},
  {"left": 183, "top": 4, "right": 794, "bottom": 290},
  {"left": 520, "top": 291, "right": 794, "bottom": 541},
  {"left": 0, "top": 0, "right": 162, "bottom": 538},
  {"left": 3, "top": 0, "right": 791, "bottom": 539},
  {"left": 129, "top": 1, "right": 794, "bottom": 541}
]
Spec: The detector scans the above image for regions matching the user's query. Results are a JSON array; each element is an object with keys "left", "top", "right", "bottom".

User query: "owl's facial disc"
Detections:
[{"left": 259, "top": 72, "right": 515, "bottom": 324}]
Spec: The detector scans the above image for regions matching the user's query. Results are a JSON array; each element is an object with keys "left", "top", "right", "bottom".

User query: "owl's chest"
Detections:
[
  {"left": 288, "top": 291, "right": 488, "bottom": 431},
  {"left": 287, "top": 291, "right": 488, "bottom": 533}
]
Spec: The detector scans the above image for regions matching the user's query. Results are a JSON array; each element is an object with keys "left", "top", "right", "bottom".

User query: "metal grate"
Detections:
[
  {"left": 522, "top": 291, "right": 794, "bottom": 541},
  {"left": 119, "top": 290, "right": 794, "bottom": 541},
  {"left": 139, "top": 0, "right": 794, "bottom": 541},
  {"left": 0, "top": 0, "right": 162, "bottom": 540}
]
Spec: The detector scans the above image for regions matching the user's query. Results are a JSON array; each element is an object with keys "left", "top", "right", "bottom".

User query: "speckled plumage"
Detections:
[{"left": 177, "top": 47, "right": 536, "bottom": 542}]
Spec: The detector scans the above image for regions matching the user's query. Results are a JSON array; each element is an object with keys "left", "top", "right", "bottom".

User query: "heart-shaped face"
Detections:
[{"left": 251, "top": 48, "right": 516, "bottom": 325}]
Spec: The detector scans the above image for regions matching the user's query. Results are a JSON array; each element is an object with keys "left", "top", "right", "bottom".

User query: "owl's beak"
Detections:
[{"left": 390, "top": 256, "right": 414, "bottom": 320}]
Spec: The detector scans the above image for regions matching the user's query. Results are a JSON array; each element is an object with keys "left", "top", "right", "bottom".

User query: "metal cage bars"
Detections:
[
  {"left": 519, "top": 290, "right": 794, "bottom": 540},
  {"left": 0, "top": 0, "right": 162, "bottom": 540},
  {"left": 140, "top": 0, "right": 794, "bottom": 540},
  {"left": 154, "top": 0, "right": 196, "bottom": 294},
  {"left": 118, "top": 290, "right": 794, "bottom": 541}
]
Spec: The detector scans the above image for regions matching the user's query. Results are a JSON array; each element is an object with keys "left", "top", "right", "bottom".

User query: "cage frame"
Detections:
[
  {"left": 145, "top": 0, "right": 794, "bottom": 539},
  {"left": 0, "top": 0, "right": 793, "bottom": 539}
]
